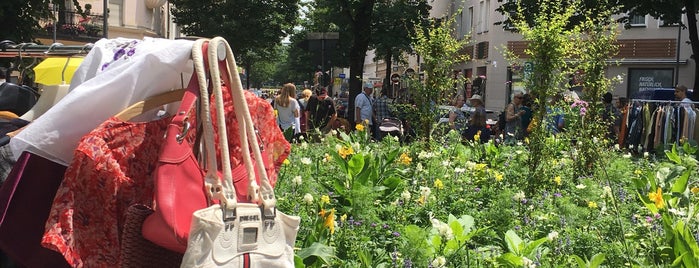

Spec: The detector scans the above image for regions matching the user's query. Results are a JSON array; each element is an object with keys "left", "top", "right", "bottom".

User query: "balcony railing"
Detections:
[{"left": 39, "top": 9, "right": 104, "bottom": 38}]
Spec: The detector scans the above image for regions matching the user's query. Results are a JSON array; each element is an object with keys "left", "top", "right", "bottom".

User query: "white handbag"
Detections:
[{"left": 180, "top": 37, "right": 300, "bottom": 268}]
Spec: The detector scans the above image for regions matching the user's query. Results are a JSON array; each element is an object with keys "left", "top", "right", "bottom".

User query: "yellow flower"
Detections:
[
  {"left": 355, "top": 123, "right": 365, "bottom": 132},
  {"left": 494, "top": 171, "right": 504, "bottom": 182},
  {"left": 474, "top": 130, "right": 481, "bottom": 141},
  {"left": 634, "top": 169, "right": 642, "bottom": 175},
  {"left": 475, "top": 163, "right": 487, "bottom": 172},
  {"left": 324, "top": 153, "right": 332, "bottom": 162},
  {"left": 318, "top": 209, "right": 336, "bottom": 234},
  {"left": 588, "top": 201, "right": 598, "bottom": 209},
  {"left": 648, "top": 187, "right": 664, "bottom": 209},
  {"left": 283, "top": 159, "right": 290, "bottom": 165},
  {"left": 273, "top": 109, "right": 278, "bottom": 117},
  {"left": 524, "top": 137, "right": 529, "bottom": 144},
  {"left": 434, "top": 179, "right": 444, "bottom": 190},
  {"left": 691, "top": 187, "right": 699, "bottom": 194},
  {"left": 338, "top": 145, "right": 354, "bottom": 159},
  {"left": 320, "top": 195, "right": 330, "bottom": 204},
  {"left": 399, "top": 152, "right": 412, "bottom": 165},
  {"left": 554, "top": 176, "right": 562, "bottom": 186},
  {"left": 418, "top": 195, "right": 426, "bottom": 205},
  {"left": 324, "top": 209, "right": 335, "bottom": 234},
  {"left": 340, "top": 214, "right": 348, "bottom": 222}
]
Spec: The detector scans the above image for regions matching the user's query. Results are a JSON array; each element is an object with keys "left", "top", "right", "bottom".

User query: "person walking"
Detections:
[
  {"left": 273, "top": 83, "right": 300, "bottom": 134},
  {"left": 306, "top": 87, "right": 337, "bottom": 133},
  {"left": 373, "top": 90, "right": 391, "bottom": 140},
  {"left": 355, "top": 83, "right": 374, "bottom": 133},
  {"left": 505, "top": 91, "right": 525, "bottom": 143}
]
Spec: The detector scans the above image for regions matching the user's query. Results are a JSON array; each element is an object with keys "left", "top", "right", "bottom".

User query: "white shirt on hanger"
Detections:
[{"left": 10, "top": 37, "right": 195, "bottom": 165}]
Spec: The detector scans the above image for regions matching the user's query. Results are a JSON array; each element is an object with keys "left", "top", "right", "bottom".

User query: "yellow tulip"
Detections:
[{"left": 648, "top": 187, "right": 664, "bottom": 209}]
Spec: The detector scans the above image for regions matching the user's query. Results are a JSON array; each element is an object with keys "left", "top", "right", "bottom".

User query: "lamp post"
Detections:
[
  {"left": 103, "top": 0, "right": 108, "bottom": 38},
  {"left": 52, "top": 3, "right": 58, "bottom": 43}
]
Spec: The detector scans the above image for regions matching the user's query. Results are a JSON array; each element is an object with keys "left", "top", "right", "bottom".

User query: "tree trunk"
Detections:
[
  {"left": 245, "top": 62, "right": 252, "bottom": 90},
  {"left": 685, "top": 0, "right": 699, "bottom": 99},
  {"left": 343, "top": 0, "right": 376, "bottom": 127},
  {"left": 383, "top": 50, "right": 393, "bottom": 97}
]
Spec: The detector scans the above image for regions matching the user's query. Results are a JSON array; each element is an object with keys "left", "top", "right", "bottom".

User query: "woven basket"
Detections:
[{"left": 120, "top": 204, "right": 183, "bottom": 268}]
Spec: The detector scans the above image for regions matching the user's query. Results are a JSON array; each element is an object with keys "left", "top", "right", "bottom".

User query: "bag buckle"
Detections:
[
  {"left": 262, "top": 207, "right": 276, "bottom": 220},
  {"left": 222, "top": 205, "right": 237, "bottom": 222},
  {"left": 176, "top": 120, "right": 191, "bottom": 143}
]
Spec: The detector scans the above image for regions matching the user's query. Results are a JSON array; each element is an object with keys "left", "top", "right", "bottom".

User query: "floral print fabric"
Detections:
[{"left": 41, "top": 90, "right": 289, "bottom": 267}]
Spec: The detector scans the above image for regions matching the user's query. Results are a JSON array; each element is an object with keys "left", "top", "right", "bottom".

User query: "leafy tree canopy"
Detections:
[
  {"left": 169, "top": 0, "right": 300, "bottom": 65},
  {"left": 0, "top": 0, "right": 83, "bottom": 42}
]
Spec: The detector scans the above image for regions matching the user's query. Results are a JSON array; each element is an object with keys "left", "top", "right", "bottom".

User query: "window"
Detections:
[
  {"left": 478, "top": 1, "right": 489, "bottom": 33},
  {"left": 109, "top": 0, "right": 123, "bottom": 27},
  {"left": 466, "top": 7, "right": 473, "bottom": 35},
  {"left": 629, "top": 14, "right": 646, "bottom": 27}
]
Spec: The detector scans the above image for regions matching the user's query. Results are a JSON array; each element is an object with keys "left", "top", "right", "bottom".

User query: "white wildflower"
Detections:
[
  {"left": 547, "top": 231, "right": 559, "bottom": 241},
  {"left": 335, "top": 144, "right": 342, "bottom": 151},
  {"left": 522, "top": 257, "right": 536, "bottom": 268},
  {"left": 302, "top": 193, "right": 314, "bottom": 205},
  {"left": 393, "top": 135, "right": 399, "bottom": 142},
  {"left": 644, "top": 152, "right": 649, "bottom": 158},
  {"left": 300, "top": 157, "right": 312, "bottom": 165},
  {"left": 442, "top": 160, "right": 451, "bottom": 167},
  {"left": 351, "top": 142, "right": 360, "bottom": 152},
  {"left": 454, "top": 167, "right": 466, "bottom": 173},
  {"left": 516, "top": 141, "right": 523, "bottom": 146},
  {"left": 622, "top": 153, "right": 631, "bottom": 158},
  {"left": 300, "top": 142, "right": 308, "bottom": 149},
  {"left": 401, "top": 190, "right": 411, "bottom": 201},
  {"left": 668, "top": 208, "right": 686, "bottom": 217},
  {"left": 416, "top": 163, "right": 424, "bottom": 172},
  {"left": 592, "top": 137, "right": 598, "bottom": 143},
  {"left": 320, "top": 137, "right": 325, "bottom": 142},
  {"left": 601, "top": 185, "right": 613, "bottom": 199},
  {"left": 513, "top": 191, "right": 526, "bottom": 202},
  {"left": 430, "top": 219, "right": 453, "bottom": 240},
  {"left": 575, "top": 184, "right": 587, "bottom": 189},
  {"left": 656, "top": 167, "right": 671, "bottom": 182},
  {"left": 614, "top": 144, "right": 620, "bottom": 150},
  {"left": 292, "top": 176, "right": 303, "bottom": 186},
  {"left": 430, "top": 256, "right": 446, "bottom": 267},
  {"left": 465, "top": 161, "right": 476, "bottom": 170},
  {"left": 330, "top": 129, "right": 338, "bottom": 136},
  {"left": 420, "top": 186, "right": 432, "bottom": 199}
]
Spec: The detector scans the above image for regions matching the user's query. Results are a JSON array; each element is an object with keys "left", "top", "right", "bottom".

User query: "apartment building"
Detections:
[
  {"left": 37, "top": 0, "right": 180, "bottom": 45},
  {"left": 366, "top": 0, "right": 696, "bottom": 112}
]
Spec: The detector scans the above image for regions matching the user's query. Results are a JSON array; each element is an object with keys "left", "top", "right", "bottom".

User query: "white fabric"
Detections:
[
  {"left": 10, "top": 37, "right": 194, "bottom": 165},
  {"left": 20, "top": 84, "right": 70, "bottom": 121}
]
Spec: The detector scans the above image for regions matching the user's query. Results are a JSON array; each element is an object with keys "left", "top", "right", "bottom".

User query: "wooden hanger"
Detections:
[{"left": 114, "top": 88, "right": 186, "bottom": 121}]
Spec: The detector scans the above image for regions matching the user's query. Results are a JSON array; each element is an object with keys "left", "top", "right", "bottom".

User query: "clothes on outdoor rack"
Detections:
[{"left": 620, "top": 101, "right": 698, "bottom": 151}]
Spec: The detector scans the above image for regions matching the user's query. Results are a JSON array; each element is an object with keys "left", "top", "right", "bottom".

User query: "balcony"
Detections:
[{"left": 37, "top": 9, "right": 104, "bottom": 43}]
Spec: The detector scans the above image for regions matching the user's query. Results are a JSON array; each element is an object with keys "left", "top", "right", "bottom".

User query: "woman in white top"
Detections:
[{"left": 274, "top": 83, "right": 300, "bottom": 133}]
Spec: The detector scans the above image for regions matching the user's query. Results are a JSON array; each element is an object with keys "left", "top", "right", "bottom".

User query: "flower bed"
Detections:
[{"left": 275, "top": 128, "right": 699, "bottom": 267}]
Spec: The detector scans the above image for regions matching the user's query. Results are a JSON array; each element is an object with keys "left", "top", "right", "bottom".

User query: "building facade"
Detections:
[
  {"left": 366, "top": 0, "right": 696, "bottom": 113},
  {"left": 37, "top": 0, "right": 180, "bottom": 45}
]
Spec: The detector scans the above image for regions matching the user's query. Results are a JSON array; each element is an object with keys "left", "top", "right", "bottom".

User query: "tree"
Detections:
[
  {"left": 0, "top": 0, "right": 83, "bottom": 42},
  {"left": 497, "top": 0, "right": 699, "bottom": 98},
  {"left": 168, "top": 0, "right": 300, "bottom": 89},
  {"left": 371, "top": 1, "right": 430, "bottom": 97}
]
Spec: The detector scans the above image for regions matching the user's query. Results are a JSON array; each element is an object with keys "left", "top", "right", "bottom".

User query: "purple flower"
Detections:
[
  {"left": 554, "top": 192, "right": 562, "bottom": 198},
  {"left": 514, "top": 225, "right": 521, "bottom": 230},
  {"left": 474, "top": 187, "right": 481, "bottom": 192},
  {"left": 392, "top": 231, "right": 400, "bottom": 237},
  {"left": 404, "top": 259, "right": 412, "bottom": 268},
  {"left": 371, "top": 223, "right": 377, "bottom": 227},
  {"left": 354, "top": 220, "right": 362, "bottom": 226},
  {"left": 126, "top": 48, "right": 136, "bottom": 56},
  {"left": 101, "top": 62, "right": 110, "bottom": 71},
  {"left": 645, "top": 216, "right": 653, "bottom": 223}
]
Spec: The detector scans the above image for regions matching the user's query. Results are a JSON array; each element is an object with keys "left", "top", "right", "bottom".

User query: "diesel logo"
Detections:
[{"left": 240, "top": 215, "right": 260, "bottom": 222}]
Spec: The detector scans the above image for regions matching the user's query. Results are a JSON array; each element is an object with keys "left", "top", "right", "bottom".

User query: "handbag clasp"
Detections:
[
  {"left": 176, "top": 120, "right": 191, "bottom": 143},
  {"left": 222, "top": 206, "right": 237, "bottom": 222}
]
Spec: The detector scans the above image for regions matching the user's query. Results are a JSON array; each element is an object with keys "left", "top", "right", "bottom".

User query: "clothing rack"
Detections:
[
  {"left": 630, "top": 99, "right": 699, "bottom": 105},
  {"left": 0, "top": 40, "right": 93, "bottom": 58}
]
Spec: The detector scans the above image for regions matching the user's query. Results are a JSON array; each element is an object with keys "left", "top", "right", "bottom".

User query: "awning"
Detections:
[{"left": 33, "top": 57, "right": 84, "bottom": 85}]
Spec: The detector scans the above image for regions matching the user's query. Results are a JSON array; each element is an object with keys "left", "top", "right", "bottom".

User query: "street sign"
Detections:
[{"left": 339, "top": 73, "right": 346, "bottom": 79}]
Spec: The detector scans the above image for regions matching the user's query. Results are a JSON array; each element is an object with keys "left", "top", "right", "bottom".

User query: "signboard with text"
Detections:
[{"left": 627, "top": 68, "right": 674, "bottom": 97}]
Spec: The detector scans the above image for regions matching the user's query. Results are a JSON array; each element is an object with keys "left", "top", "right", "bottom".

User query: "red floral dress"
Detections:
[{"left": 41, "top": 90, "right": 290, "bottom": 267}]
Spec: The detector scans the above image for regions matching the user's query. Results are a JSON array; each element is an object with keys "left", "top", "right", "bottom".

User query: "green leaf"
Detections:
[
  {"left": 347, "top": 154, "right": 365, "bottom": 177},
  {"left": 296, "top": 242, "right": 336, "bottom": 265},
  {"left": 589, "top": 253, "right": 606, "bottom": 268},
  {"left": 505, "top": 230, "right": 523, "bottom": 255},
  {"left": 671, "top": 169, "right": 691, "bottom": 194},
  {"left": 497, "top": 252, "right": 523, "bottom": 266},
  {"left": 666, "top": 145, "right": 681, "bottom": 164},
  {"left": 570, "top": 255, "right": 586, "bottom": 268},
  {"left": 294, "top": 255, "right": 305, "bottom": 268},
  {"left": 523, "top": 237, "right": 548, "bottom": 256}
]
